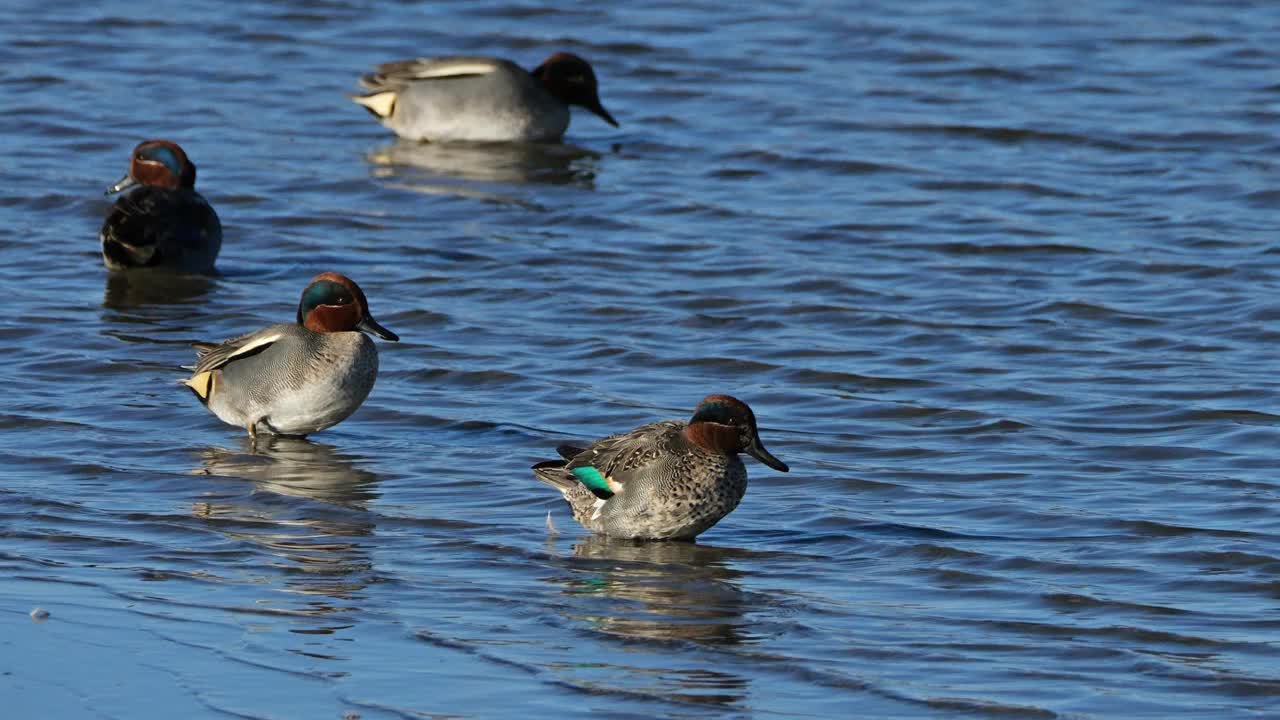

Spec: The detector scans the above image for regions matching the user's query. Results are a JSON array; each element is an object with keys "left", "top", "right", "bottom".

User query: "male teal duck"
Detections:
[
  {"left": 353, "top": 52, "right": 618, "bottom": 143},
  {"left": 100, "top": 140, "right": 221, "bottom": 273},
  {"left": 183, "top": 273, "right": 398, "bottom": 437}
]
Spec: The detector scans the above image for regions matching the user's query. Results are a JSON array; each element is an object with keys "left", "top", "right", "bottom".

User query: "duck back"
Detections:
[{"left": 100, "top": 187, "right": 221, "bottom": 273}]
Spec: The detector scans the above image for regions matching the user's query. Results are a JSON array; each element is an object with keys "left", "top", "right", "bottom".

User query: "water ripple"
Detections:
[{"left": 2, "top": 1, "right": 1280, "bottom": 718}]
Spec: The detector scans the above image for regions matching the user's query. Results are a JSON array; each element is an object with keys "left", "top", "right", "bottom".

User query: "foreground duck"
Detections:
[
  {"left": 100, "top": 139, "right": 221, "bottom": 273},
  {"left": 532, "top": 395, "right": 789, "bottom": 540},
  {"left": 183, "top": 273, "right": 398, "bottom": 438},
  {"left": 353, "top": 52, "right": 618, "bottom": 143}
]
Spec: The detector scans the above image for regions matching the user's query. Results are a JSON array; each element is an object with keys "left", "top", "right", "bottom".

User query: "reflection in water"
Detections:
[
  {"left": 364, "top": 140, "right": 600, "bottom": 203},
  {"left": 191, "top": 437, "right": 382, "bottom": 615},
  {"left": 550, "top": 537, "right": 753, "bottom": 705},
  {"left": 102, "top": 269, "right": 217, "bottom": 309},
  {"left": 196, "top": 436, "right": 381, "bottom": 507},
  {"left": 563, "top": 537, "right": 751, "bottom": 645}
]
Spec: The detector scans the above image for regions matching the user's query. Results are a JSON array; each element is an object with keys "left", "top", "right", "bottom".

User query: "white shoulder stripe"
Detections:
[
  {"left": 412, "top": 61, "right": 501, "bottom": 79},
  {"left": 227, "top": 333, "right": 282, "bottom": 360}
]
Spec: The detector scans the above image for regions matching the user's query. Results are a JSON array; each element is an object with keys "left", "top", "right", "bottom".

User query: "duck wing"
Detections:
[
  {"left": 359, "top": 56, "right": 518, "bottom": 91},
  {"left": 190, "top": 325, "right": 289, "bottom": 375},
  {"left": 557, "top": 420, "right": 685, "bottom": 499}
]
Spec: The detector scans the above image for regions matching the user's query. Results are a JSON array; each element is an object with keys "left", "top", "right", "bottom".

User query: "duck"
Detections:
[
  {"left": 100, "top": 139, "right": 221, "bottom": 273},
  {"left": 183, "top": 272, "right": 399, "bottom": 438},
  {"left": 532, "top": 395, "right": 789, "bottom": 540},
  {"left": 352, "top": 51, "right": 618, "bottom": 143}
]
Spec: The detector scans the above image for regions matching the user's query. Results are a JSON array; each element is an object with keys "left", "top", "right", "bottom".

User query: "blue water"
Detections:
[{"left": 3, "top": 1, "right": 1280, "bottom": 717}]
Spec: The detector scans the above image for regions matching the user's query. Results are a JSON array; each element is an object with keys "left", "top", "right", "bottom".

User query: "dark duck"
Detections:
[{"left": 100, "top": 139, "right": 221, "bottom": 273}]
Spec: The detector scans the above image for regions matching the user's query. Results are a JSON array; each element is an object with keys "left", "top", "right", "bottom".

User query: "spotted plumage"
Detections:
[
  {"left": 100, "top": 140, "right": 221, "bottom": 273},
  {"left": 532, "top": 395, "right": 789, "bottom": 540}
]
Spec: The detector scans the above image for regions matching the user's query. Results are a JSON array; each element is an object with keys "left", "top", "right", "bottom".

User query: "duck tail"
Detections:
[
  {"left": 555, "top": 444, "right": 587, "bottom": 460},
  {"left": 351, "top": 91, "right": 396, "bottom": 119},
  {"left": 181, "top": 371, "right": 215, "bottom": 406},
  {"left": 532, "top": 459, "right": 577, "bottom": 493}
]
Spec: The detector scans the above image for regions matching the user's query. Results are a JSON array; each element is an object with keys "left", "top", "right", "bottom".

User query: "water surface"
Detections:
[{"left": 3, "top": 1, "right": 1280, "bottom": 717}]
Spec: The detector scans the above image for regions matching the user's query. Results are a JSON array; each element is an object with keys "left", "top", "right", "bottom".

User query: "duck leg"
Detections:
[{"left": 246, "top": 417, "right": 270, "bottom": 452}]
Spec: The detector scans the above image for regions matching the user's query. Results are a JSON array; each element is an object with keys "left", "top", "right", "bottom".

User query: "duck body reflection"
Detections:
[
  {"left": 365, "top": 139, "right": 600, "bottom": 204},
  {"left": 554, "top": 536, "right": 754, "bottom": 646},
  {"left": 192, "top": 437, "right": 383, "bottom": 611},
  {"left": 102, "top": 269, "right": 217, "bottom": 310},
  {"left": 196, "top": 435, "right": 382, "bottom": 506},
  {"left": 539, "top": 536, "right": 767, "bottom": 706}
]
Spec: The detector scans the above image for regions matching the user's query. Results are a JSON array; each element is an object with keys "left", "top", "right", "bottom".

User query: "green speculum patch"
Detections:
[{"left": 571, "top": 466, "right": 614, "bottom": 498}]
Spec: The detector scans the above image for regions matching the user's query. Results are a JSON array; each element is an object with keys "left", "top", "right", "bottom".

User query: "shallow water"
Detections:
[{"left": 3, "top": 0, "right": 1280, "bottom": 717}]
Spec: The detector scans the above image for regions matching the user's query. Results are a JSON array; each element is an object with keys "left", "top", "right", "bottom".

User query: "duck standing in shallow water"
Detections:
[
  {"left": 532, "top": 395, "right": 789, "bottom": 541},
  {"left": 183, "top": 273, "right": 399, "bottom": 438},
  {"left": 352, "top": 52, "right": 618, "bottom": 143},
  {"left": 100, "top": 140, "right": 221, "bottom": 273}
]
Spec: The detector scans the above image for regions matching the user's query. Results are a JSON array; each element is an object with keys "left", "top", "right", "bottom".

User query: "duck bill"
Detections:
[
  {"left": 585, "top": 98, "right": 619, "bottom": 128},
  {"left": 105, "top": 174, "right": 140, "bottom": 196},
  {"left": 747, "top": 439, "right": 789, "bottom": 472},
  {"left": 357, "top": 315, "right": 399, "bottom": 341}
]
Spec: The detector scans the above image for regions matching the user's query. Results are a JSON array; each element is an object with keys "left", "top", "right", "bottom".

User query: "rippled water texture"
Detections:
[{"left": 3, "top": 1, "right": 1280, "bottom": 717}]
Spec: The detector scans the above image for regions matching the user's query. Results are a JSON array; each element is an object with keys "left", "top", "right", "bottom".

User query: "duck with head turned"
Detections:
[
  {"left": 183, "top": 273, "right": 399, "bottom": 438},
  {"left": 532, "top": 395, "right": 789, "bottom": 541},
  {"left": 353, "top": 51, "right": 618, "bottom": 143},
  {"left": 100, "top": 139, "right": 222, "bottom": 273}
]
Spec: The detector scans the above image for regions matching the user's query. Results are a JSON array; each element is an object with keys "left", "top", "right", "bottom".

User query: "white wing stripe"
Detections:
[
  {"left": 226, "top": 333, "right": 281, "bottom": 361},
  {"left": 410, "top": 61, "right": 501, "bottom": 79}
]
